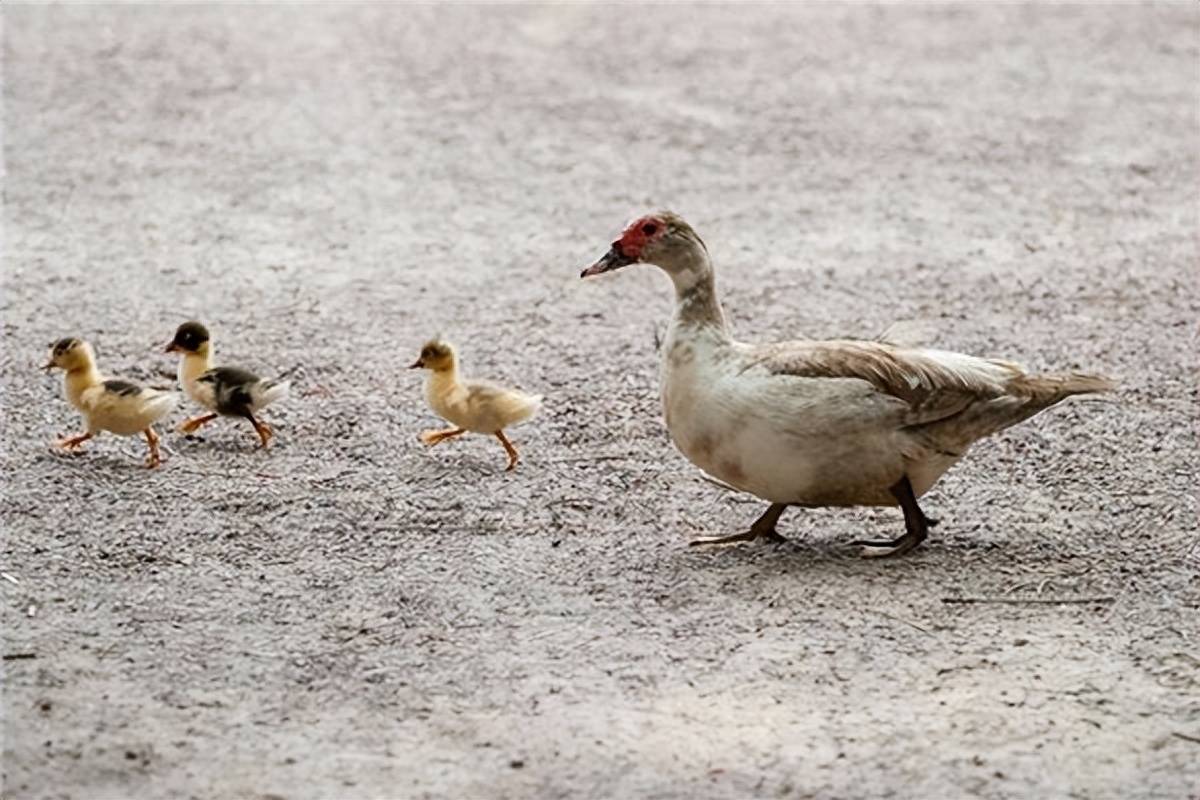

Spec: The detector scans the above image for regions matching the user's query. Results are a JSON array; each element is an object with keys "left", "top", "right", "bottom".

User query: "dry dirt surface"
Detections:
[{"left": 2, "top": 5, "right": 1198, "bottom": 799}]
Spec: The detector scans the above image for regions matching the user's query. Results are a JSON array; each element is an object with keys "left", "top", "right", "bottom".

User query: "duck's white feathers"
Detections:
[
  {"left": 595, "top": 211, "right": 1115, "bottom": 517},
  {"left": 662, "top": 329, "right": 1114, "bottom": 507},
  {"left": 255, "top": 378, "right": 291, "bottom": 409},
  {"left": 745, "top": 339, "right": 1024, "bottom": 405},
  {"left": 750, "top": 338, "right": 1114, "bottom": 428}
]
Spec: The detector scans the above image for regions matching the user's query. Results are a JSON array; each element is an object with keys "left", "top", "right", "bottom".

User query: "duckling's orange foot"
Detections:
[
  {"left": 253, "top": 422, "right": 274, "bottom": 449},
  {"left": 494, "top": 431, "right": 521, "bottom": 472},
  {"left": 178, "top": 413, "right": 217, "bottom": 435},
  {"left": 54, "top": 433, "right": 93, "bottom": 452},
  {"left": 142, "top": 428, "right": 163, "bottom": 469},
  {"left": 421, "top": 428, "right": 465, "bottom": 447}
]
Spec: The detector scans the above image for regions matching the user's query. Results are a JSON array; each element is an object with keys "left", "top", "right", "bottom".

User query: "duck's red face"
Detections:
[{"left": 581, "top": 215, "right": 668, "bottom": 277}]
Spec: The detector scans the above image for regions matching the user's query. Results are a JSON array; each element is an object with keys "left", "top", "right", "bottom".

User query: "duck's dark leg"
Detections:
[
  {"left": 244, "top": 412, "right": 273, "bottom": 449},
  {"left": 688, "top": 503, "right": 789, "bottom": 547},
  {"left": 853, "top": 476, "right": 930, "bottom": 557}
]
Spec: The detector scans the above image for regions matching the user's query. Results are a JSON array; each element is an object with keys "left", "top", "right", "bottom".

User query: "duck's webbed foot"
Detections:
[
  {"left": 178, "top": 413, "right": 218, "bottom": 435},
  {"left": 55, "top": 432, "right": 93, "bottom": 452},
  {"left": 143, "top": 428, "right": 162, "bottom": 469},
  {"left": 689, "top": 503, "right": 789, "bottom": 547},
  {"left": 495, "top": 430, "right": 520, "bottom": 471},
  {"left": 854, "top": 476, "right": 931, "bottom": 558},
  {"left": 244, "top": 412, "right": 274, "bottom": 449},
  {"left": 420, "top": 427, "right": 465, "bottom": 447}
]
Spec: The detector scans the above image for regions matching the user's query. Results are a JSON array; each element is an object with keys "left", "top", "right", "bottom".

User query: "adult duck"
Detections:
[{"left": 581, "top": 212, "right": 1114, "bottom": 556}]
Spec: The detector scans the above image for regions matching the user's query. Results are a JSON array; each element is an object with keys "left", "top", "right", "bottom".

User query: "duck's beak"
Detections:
[
  {"left": 408, "top": 359, "right": 424, "bottom": 369},
  {"left": 581, "top": 242, "right": 636, "bottom": 278},
  {"left": 41, "top": 360, "right": 56, "bottom": 373},
  {"left": 164, "top": 342, "right": 181, "bottom": 353}
]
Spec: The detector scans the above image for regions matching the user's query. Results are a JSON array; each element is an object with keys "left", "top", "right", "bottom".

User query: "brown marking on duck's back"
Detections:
[{"left": 754, "top": 340, "right": 1021, "bottom": 406}]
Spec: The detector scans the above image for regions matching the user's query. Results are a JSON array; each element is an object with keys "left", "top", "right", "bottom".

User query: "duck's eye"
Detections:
[{"left": 641, "top": 223, "right": 658, "bottom": 236}]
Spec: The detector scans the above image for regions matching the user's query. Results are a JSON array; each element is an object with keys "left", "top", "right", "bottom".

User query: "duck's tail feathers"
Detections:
[
  {"left": 257, "top": 379, "right": 291, "bottom": 408},
  {"left": 913, "top": 372, "right": 1115, "bottom": 455},
  {"left": 143, "top": 391, "right": 178, "bottom": 423},
  {"left": 508, "top": 393, "right": 543, "bottom": 426},
  {"left": 1010, "top": 372, "right": 1117, "bottom": 407}
]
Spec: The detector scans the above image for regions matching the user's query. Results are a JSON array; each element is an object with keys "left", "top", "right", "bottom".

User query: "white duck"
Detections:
[
  {"left": 581, "top": 212, "right": 1115, "bottom": 556},
  {"left": 43, "top": 337, "right": 176, "bottom": 468}
]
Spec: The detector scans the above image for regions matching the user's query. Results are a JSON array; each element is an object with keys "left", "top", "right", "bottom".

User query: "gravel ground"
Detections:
[{"left": 3, "top": 5, "right": 1198, "bottom": 799}]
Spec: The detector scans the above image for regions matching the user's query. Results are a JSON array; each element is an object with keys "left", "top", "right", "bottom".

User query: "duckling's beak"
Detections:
[
  {"left": 408, "top": 358, "right": 424, "bottom": 369},
  {"left": 581, "top": 242, "right": 636, "bottom": 278},
  {"left": 164, "top": 342, "right": 181, "bottom": 353},
  {"left": 41, "top": 360, "right": 56, "bottom": 373}
]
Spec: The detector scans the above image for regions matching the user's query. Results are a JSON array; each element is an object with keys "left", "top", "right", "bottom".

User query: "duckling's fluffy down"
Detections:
[
  {"left": 79, "top": 385, "right": 175, "bottom": 435},
  {"left": 456, "top": 380, "right": 542, "bottom": 433}
]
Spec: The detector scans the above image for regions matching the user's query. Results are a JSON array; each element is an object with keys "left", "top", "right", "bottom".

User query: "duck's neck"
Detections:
[
  {"left": 426, "top": 365, "right": 462, "bottom": 400},
  {"left": 667, "top": 245, "right": 729, "bottom": 339},
  {"left": 64, "top": 363, "right": 101, "bottom": 409},
  {"left": 179, "top": 346, "right": 214, "bottom": 387}
]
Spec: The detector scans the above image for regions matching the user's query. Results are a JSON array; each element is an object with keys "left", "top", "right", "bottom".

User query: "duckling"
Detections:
[
  {"left": 164, "top": 321, "right": 290, "bottom": 449},
  {"left": 42, "top": 337, "right": 176, "bottom": 468},
  {"left": 410, "top": 340, "right": 542, "bottom": 471}
]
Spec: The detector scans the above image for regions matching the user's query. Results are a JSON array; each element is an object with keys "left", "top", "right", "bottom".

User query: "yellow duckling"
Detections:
[
  {"left": 42, "top": 337, "right": 176, "bottom": 469},
  {"left": 410, "top": 340, "right": 542, "bottom": 471}
]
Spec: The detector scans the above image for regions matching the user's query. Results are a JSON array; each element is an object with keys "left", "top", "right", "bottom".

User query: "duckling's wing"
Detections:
[
  {"left": 201, "top": 365, "right": 290, "bottom": 414},
  {"left": 463, "top": 378, "right": 507, "bottom": 402},
  {"left": 463, "top": 379, "right": 541, "bottom": 428},
  {"left": 86, "top": 379, "right": 175, "bottom": 433},
  {"left": 199, "top": 366, "right": 262, "bottom": 416},
  {"left": 101, "top": 379, "right": 145, "bottom": 397},
  {"left": 205, "top": 366, "right": 261, "bottom": 385}
]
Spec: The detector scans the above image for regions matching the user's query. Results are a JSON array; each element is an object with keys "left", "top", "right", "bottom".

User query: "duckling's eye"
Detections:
[{"left": 641, "top": 223, "right": 658, "bottom": 236}]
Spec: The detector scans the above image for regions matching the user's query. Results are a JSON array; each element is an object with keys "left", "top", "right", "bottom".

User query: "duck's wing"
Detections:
[
  {"left": 745, "top": 338, "right": 1112, "bottom": 452},
  {"left": 101, "top": 378, "right": 146, "bottom": 398},
  {"left": 745, "top": 339, "right": 1019, "bottom": 412},
  {"left": 197, "top": 366, "right": 263, "bottom": 416},
  {"left": 84, "top": 378, "right": 175, "bottom": 427},
  {"left": 463, "top": 379, "right": 542, "bottom": 428},
  {"left": 465, "top": 379, "right": 537, "bottom": 407}
]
